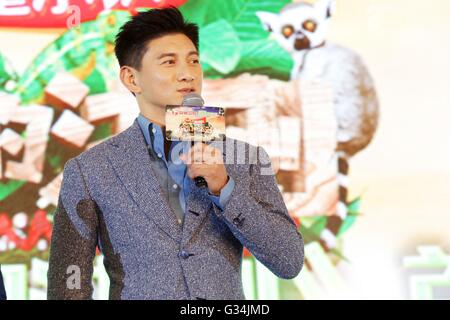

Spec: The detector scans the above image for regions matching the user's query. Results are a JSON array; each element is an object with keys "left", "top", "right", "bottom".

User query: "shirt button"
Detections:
[
  {"left": 152, "top": 128, "right": 156, "bottom": 134},
  {"left": 173, "top": 184, "right": 178, "bottom": 190},
  {"left": 157, "top": 152, "right": 162, "bottom": 158},
  {"left": 179, "top": 250, "right": 190, "bottom": 259}
]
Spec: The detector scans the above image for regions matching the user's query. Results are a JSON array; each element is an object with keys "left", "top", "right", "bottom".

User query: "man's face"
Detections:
[{"left": 133, "top": 33, "right": 203, "bottom": 111}]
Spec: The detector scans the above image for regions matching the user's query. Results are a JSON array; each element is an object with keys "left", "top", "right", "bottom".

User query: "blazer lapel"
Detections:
[
  {"left": 105, "top": 120, "right": 182, "bottom": 243},
  {"left": 181, "top": 177, "right": 212, "bottom": 245}
]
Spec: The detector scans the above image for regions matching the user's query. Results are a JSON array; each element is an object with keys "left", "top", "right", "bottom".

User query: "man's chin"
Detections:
[{"left": 163, "top": 99, "right": 184, "bottom": 106}]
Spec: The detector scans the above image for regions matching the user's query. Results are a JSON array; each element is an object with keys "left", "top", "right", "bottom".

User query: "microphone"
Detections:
[
  {"left": 181, "top": 92, "right": 204, "bottom": 107},
  {"left": 181, "top": 93, "right": 208, "bottom": 188}
]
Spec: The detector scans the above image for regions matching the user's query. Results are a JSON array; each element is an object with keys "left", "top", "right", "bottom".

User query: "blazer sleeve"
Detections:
[
  {"left": 0, "top": 265, "right": 6, "bottom": 300},
  {"left": 213, "top": 145, "right": 304, "bottom": 279},
  {"left": 47, "top": 158, "right": 99, "bottom": 300}
]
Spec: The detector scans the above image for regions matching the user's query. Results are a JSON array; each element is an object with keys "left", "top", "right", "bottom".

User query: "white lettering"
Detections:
[
  {"left": 0, "top": 0, "right": 31, "bottom": 16},
  {"left": 66, "top": 265, "right": 81, "bottom": 290}
]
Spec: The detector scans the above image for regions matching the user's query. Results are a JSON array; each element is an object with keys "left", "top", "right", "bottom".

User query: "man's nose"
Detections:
[
  {"left": 178, "top": 74, "right": 194, "bottom": 82},
  {"left": 177, "top": 64, "right": 195, "bottom": 82}
]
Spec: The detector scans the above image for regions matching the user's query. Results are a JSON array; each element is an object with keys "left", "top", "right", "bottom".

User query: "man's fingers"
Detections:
[
  {"left": 180, "top": 149, "right": 202, "bottom": 164},
  {"left": 186, "top": 165, "right": 204, "bottom": 179},
  {"left": 181, "top": 143, "right": 223, "bottom": 165},
  {"left": 194, "top": 144, "right": 222, "bottom": 163}
]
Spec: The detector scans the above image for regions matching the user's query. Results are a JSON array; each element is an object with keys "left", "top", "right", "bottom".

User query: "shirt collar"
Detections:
[{"left": 136, "top": 113, "right": 164, "bottom": 150}]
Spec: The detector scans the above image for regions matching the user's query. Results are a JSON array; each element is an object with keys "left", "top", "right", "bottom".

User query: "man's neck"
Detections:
[{"left": 139, "top": 104, "right": 166, "bottom": 127}]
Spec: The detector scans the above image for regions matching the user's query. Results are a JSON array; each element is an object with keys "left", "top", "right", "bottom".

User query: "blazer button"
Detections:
[
  {"left": 233, "top": 217, "right": 244, "bottom": 227},
  {"left": 179, "top": 250, "right": 190, "bottom": 259}
]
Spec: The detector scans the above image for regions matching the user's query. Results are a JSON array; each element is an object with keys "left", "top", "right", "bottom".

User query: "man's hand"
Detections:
[{"left": 180, "top": 142, "right": 228, "bottom": 195}]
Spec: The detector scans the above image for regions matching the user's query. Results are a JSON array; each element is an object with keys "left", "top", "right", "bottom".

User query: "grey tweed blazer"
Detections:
[
  {"left": 47, "top": 119, "right": 304, "bottom": 300},
  {"left": 0, "top": 266, "right": 6, "bottom": 300}
]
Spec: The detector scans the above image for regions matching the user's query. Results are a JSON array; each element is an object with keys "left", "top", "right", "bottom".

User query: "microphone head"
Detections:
[{"left": 181, "top": 92, "right": 204, "bottom": 107}]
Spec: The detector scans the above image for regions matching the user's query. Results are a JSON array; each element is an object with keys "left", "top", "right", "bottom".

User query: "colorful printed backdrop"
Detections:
[{"left": 1, "top": 0, "right": 449, "bottom": 299}]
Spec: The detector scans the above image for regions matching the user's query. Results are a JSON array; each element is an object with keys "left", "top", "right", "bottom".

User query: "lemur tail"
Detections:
[{"left": 319, "top": 150, "right": 349, "bottom": 250}]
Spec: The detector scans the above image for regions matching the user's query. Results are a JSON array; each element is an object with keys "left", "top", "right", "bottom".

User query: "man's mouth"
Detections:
[{"left": 177, "top": 88, "right": 195, "bottom": 94}]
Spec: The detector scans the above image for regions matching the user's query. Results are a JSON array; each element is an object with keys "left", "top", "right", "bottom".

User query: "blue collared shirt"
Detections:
[{"left": 137, "top": 114, "right": 234, "bottom": 224}]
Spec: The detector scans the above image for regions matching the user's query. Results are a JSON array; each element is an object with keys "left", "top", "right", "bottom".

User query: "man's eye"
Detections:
[
  {"left": 162, "top": 60, "right": 175, "bottom": 65},
  {"left": 191, "top": 59, "right": 200, "bottom": 64}
]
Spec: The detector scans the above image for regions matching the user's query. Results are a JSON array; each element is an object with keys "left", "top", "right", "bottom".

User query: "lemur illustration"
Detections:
[{"left": 257, "top": 0, "right": 379, "bottom": 249}]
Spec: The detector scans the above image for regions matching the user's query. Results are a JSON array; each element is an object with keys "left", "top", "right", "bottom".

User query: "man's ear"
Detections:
[
  {"left": 119, "top": 66, "right": 141, "bottom": 95},
  {"left": 255, "top": 11, "right": 279, "bottom": 33},
  {"left": 315, "top": 0, "right": 336, "bottom": 19}
]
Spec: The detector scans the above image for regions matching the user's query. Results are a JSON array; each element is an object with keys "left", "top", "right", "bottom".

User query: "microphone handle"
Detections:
[{"left": 194, "top": 176, "right": 208, "bottom": 188}]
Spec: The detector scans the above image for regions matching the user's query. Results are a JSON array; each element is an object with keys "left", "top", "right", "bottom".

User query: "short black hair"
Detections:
[{"left": 114, "top": 7, "right": 199, "bottom": 70}]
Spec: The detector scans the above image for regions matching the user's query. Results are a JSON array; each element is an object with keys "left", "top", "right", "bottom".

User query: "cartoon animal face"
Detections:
[{"left": 256, "top": 0, "right": 335, "bottom": 53}]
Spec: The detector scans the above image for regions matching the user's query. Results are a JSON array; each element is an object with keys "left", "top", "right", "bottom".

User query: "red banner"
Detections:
[{"left": 0, "top": 0, "right": 188, "bottom": 28}]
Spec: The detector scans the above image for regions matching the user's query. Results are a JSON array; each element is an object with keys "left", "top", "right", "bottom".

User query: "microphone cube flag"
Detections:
[{"left": 165, "top": 105, "right": 225, "bottom": 142}]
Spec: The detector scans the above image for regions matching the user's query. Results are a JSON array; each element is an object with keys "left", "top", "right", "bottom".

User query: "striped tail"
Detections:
[{"left": 320, "top": 151, "right": 349, "bottom": 250}]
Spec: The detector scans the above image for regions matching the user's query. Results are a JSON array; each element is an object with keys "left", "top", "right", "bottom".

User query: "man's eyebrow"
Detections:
[
  {"left": 188, "top": 50, "right": 199, "bottom": 57},
  {"left": 157, "top": 53, "right": 176, "bottom": 59},
  {"left": 157, "top": 51, "right": 199, "bottom": 59}
]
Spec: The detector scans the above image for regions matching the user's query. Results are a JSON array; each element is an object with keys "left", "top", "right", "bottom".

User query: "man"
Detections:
[
  {"left": 0, "top": 266, "right": 6, "bottom": 300},
  {"left": 47, "top": 7, "right": 304, "bottom": 300}
]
